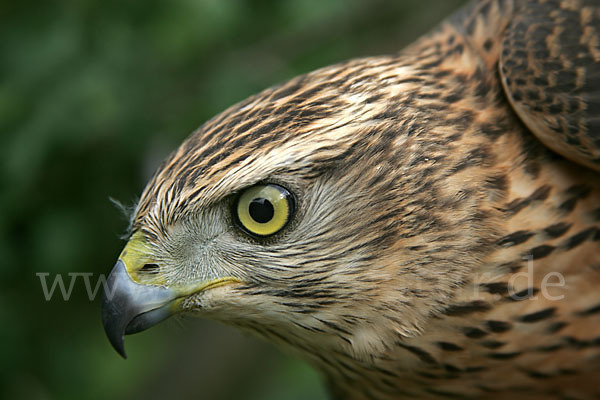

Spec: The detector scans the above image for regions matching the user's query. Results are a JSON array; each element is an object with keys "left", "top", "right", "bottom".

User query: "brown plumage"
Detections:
[{"left": 101, "top": 0, "right": 600, "bottom": 398}]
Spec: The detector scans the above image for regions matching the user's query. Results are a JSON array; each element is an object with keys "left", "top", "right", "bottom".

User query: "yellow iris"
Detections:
[{"left": 236, "top": 184, "right": 293, "bottom": 237}]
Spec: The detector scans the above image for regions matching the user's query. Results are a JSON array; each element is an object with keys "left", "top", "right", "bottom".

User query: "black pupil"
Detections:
[{"left": 249, "top": 198, "right": 275, "bottom": 223}]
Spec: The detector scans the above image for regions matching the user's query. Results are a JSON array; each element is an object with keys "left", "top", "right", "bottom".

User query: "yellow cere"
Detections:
[
  {"left": 120, "top": 231, "right": 155, "bottom": 275},
  {"left": 237, "top": 184, "right": 290, "bottom": 236}
]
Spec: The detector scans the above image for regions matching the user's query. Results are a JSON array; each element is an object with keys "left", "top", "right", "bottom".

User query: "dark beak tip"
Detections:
[
  {"left": 101, "top": 260, "right": 131, "bottom": 359},
  {"left": 115, "top": 345, "right": 128, "bottom": 359},
  {"left": 101, "top": 289, "right": 128, "bottom": 359},
  {"left": 107, "top": 333, "right": 128, "bottom": 359}
]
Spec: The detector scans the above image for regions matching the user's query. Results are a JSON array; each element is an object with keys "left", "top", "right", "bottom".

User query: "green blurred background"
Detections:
[{"left": 1, "top": 0, "right": 467, "bottom": 399}]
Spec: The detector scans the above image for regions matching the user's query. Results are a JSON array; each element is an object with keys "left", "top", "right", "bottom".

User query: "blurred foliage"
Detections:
[{"left": 1, "top": 0, "right": 466, "bottom": 399}]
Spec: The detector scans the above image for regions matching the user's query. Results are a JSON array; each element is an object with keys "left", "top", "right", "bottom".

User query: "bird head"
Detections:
[{"left": 102, "top": 55, "right": 498, "bottom": 363}]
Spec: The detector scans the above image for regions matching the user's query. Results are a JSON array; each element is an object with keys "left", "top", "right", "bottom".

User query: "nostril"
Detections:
[{"left": 140, "top": 263, "right": 160, "bottom": 274}]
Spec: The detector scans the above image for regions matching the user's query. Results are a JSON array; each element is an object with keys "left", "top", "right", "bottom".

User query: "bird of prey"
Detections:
[{"left": 102, "top": 0, "right": 600, "bottom": 398}]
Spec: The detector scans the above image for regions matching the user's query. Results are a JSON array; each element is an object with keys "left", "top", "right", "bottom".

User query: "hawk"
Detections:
[{"left": 102, "top": 0, "right": 600, "bottom": 398}]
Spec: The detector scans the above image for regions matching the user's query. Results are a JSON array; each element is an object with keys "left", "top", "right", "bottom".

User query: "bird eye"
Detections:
[{"left": 235, "top": 184, "right": 295, "bottom": 237}]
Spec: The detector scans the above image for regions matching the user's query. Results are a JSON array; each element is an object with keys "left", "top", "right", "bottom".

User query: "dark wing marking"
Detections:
[{"left": 499, "top": 0, "right": 600, "bottom": 171}]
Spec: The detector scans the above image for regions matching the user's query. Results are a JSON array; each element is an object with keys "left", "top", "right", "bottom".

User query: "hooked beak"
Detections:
[
  {"left": 101, "top": 259, "right": 177, "bottom": 358},
  {"left": 101, "top": 231, "right": 241, "bottom": 358}
]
